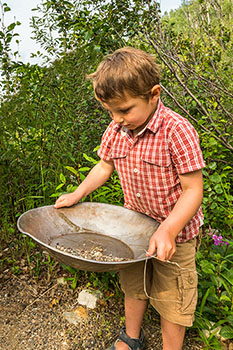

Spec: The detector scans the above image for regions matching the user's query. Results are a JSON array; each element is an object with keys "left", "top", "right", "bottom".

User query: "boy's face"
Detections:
[{"left": 101, "top": 85, "right": 161, "bottom": 136}]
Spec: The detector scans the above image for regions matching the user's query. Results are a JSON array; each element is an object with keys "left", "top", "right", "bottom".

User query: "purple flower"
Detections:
[
  {"left": 212, "top": 234, "right": 224, "bottom": 246},
  {"left": 212, "top": 234, "right": 229, "bottom": 246}
]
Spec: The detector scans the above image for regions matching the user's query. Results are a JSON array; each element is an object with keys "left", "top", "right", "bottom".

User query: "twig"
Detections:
[
  {"left": 160, "top": 84, "right": 233, "bottom": 151},
  {"left": 18, "top": 283, "right": 58, "bottom": 317}
]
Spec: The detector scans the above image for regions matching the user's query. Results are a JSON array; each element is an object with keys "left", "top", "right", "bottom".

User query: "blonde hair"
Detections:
[{"left": 88, "top": 47, "right": 160, "bottom": 102}]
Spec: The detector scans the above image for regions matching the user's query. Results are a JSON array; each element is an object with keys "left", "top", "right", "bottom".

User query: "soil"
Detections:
[{"left": 0, "top": 248, "right": 204, "bottom": 350}]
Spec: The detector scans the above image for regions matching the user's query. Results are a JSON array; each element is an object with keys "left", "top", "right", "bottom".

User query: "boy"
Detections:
[{"left": 54, "top": 47, "right": 205, "bottom": 350}]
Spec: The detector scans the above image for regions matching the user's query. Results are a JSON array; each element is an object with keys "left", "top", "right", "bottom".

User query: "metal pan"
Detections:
[{"left": 17, "top": 202, "right": 159, "bottom": 272}]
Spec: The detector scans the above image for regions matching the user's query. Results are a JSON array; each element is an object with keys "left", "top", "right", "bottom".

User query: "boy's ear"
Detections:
[{"left": 150, "top": 85, "right": 161, "bottom": 102}]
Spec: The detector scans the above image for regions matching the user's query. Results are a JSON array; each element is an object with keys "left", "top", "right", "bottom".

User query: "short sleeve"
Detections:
[
  {"left": 169, "top": 121, "right": 205, "bottom": 174},
  {"left": 97, "top": 121, "right": 115, "bottom": 161}
]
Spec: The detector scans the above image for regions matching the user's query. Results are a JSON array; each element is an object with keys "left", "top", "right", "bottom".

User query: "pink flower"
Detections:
[
  {"left": 212, "top": 234, "right": 224, "bottom": 246},
  {"left": 212, "top": 234, "right": 229, "bottom": 246}
]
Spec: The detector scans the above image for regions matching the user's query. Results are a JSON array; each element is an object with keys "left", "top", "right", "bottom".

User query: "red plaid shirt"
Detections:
[{"left": 98, "top": 100, "right": 205, "bottom": 242}]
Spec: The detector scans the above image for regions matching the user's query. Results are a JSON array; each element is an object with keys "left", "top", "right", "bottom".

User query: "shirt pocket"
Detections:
[
  {"left": 140, "top": 151, "right": 173, "bottom": 191},
  {"left": 141, "top": 151, "right": 171, "bottom": 167},
  {"left": 110, "top": 147, "right": 127, "bottom": 159}
]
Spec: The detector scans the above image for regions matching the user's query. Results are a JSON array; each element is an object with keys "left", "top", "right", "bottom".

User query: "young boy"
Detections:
[{"left": 54, "top": 47, "right": 205, "bottom": 350}]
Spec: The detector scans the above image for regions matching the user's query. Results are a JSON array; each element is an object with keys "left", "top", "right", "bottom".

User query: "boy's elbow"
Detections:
[{"left": 99, "top": 159, "right": 115, "bottom": 177}]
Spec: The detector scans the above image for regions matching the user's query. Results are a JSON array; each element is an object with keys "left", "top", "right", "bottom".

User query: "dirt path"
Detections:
[{"left": 0, "top": 264, "right": 204, "bottom": 350}]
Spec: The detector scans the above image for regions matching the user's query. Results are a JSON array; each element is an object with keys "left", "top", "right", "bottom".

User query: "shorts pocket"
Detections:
[{"left": 177, "top": 271, "right": 198, "bottom": 315}]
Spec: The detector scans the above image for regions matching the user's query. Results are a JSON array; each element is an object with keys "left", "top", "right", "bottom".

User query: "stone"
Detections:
[
  {"left": 63, "top": 306, "right": 88, "bottom": 325},
  {"left": 78, "top": 289, "right": 103, "bottom": 309},
  {"left": 57, "top": 277, "right": 67, "bottom": 285},
  {"left": 202, "top": 321, "right": 228, "bottom": 342}
]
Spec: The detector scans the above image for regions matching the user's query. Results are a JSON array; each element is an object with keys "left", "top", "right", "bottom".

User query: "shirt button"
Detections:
[
  {"left": 136, "top": 193, "right": 141, "bottom": 198},
  {"left": 133, "top": 168, "right": 138, "bottom": 173}
]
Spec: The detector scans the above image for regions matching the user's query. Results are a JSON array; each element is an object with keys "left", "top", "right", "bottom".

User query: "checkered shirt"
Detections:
[{"left": 97, "top": 100, "right": 205, "bottom": 242}]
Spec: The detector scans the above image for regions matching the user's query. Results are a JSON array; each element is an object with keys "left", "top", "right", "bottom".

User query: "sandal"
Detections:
[{"left": 107, "top": 328, "right": 146, "bottom": 350}]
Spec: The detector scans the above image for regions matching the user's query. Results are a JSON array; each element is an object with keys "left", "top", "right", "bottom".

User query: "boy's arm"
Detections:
[
  {"left": 54, "top": 159, "right": 115, "bottom": 208},
  {"left": 146, "top": 169, "right": 203, "bottom": 261}
]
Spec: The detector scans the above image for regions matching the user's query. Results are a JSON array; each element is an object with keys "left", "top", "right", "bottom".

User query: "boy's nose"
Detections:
[{"left": 113, "top": 114, "right": 124, "bottom": 124}]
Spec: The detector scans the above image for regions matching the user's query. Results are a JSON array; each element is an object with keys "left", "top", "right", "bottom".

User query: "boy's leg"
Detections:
[
  {"left": 116, "top": 261, "right": 152, "bottom": 349},
  {"left": 115, "top": 296, "right": 147, "bottom": 350},
  {"left": 125, "top": 296, "right": 148, "bottom": 338},
  {"left": 161, "top": 316, "right": 185, "bottom": 350},
  {"left": 150, "top": 237, "right": 198, "bottom": 349}
]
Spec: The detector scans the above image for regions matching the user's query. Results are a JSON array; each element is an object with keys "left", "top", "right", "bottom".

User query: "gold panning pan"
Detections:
[{"left": 17, "top": 202, "right": 159, "bottom": 272}]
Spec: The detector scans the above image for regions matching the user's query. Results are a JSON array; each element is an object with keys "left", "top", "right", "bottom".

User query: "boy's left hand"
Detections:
[{"left": 146, "top": 228, "right": 176, "bottom": 261}]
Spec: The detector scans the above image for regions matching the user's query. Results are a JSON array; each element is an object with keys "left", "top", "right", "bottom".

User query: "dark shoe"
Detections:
[{"left": 107, "top": 328, "right": 146, "bottom": 350}]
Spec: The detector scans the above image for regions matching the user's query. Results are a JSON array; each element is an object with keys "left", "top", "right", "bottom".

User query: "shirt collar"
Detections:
[
  {"left": 113, "top": 121, "right": 122, "bottom": 131},
  {"left": 112, "top": 99, "right": 164, "bottom": 135},
  {"left": 136, "top": 99, "right": 164, "bottom": 137}
]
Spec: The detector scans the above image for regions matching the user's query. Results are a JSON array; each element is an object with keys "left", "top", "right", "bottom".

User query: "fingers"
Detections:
[
  {"left": 54, "top": 196, "right": 66, "bottom": 209},
  {"left": 146, "top": 240, "right": 156, "bottom": 257},
  {"left": 156, "top": 244, "right": 176, "bottom": 261},
  {"left": 146, "top": 235, "right": 176, "bottom": 261},
  {"left": 54, "top": 200, "right": 64, "bottom": 209},
  {"left": 54, "top": 194, "right": 75, "bottom": 209}
]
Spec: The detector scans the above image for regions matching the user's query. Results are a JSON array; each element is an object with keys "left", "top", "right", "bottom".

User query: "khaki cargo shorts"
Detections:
[{"left": 119, "top": 237, "right": 199, "bottom": 327}]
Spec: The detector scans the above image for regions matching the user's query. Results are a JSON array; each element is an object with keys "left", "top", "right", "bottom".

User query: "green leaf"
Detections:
[
  {"left": 222, "top": 270, "right": 233, "bottom": 286},
  {"left": 210, "top": 174, "right": 221, "bottom": 184},
  {"left": 200, "top": 260, "right": 215, "bottom": 274},
  {"left": 209, "top": 137, "right": 218, "bottom": 146},
  {"left": 61, "top": 264, "right": 77, "bottom": 274},
  {"left": 56, "top": 183, "right": 65, "bottom": 190},
  {"left": 78, "top": 167, "right": 90, "bottom": 172},
  {"left": 93, "top": 190, "right": 111, "bottom": 199},
  {"left": 7, "top": 23, "right": 16, "bottom": 31},
  {"left": 209, "top": 162, "right": 217, "bottom": 170},
  {"left": 79, "top": 173, "right": 86, "bottom": 181},
  {"left": 220, "top": 295, "right": 231, "bottom": 302},
  {"left": 50, "top": 192, "right": 64, "bottom": 198},
  {"left": 214, "top": 184, "right": 223, "bottom": 194},
  {"left": 83, "top": 153, "right": 98, "bottom": 165},
  {"left": 93, "top": 145, "right": 100, "bottom": 152},
  {"left": 219, "top": 325, "right": 233, "bottom": 340},
  {"left": 65, "top": 166, "right": 77, "bottom": 175},
  {"left": 3, "top": 6, "right": 11, "bottom": 12},
  {"left": 199, "top": 287, "right": 210, "bottom": 315},
  {"left": 227, "top": 315, "right": 233, "bottom": 327},
  {"left": 71, "top": 277, "right": 78, "bottom": 290},
  {"left": 59, "top": 173, "right": 66, "bottom": 183}
]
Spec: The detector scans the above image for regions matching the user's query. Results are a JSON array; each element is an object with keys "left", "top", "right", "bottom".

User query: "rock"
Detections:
[
  {"left": 202, "top": 322, "right": 228, "bottom": 342},
  {"left": 78, "top": 289, "right": 103, "bottom": 309},
  {"left": 63, "top": 306, "right": 88, "bottom": 325},
  {"left": 57, "top": 277, "right": 67, "bottom": 285}
]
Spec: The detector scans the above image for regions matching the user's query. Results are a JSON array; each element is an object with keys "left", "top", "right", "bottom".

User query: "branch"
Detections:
[{"left": 160, "top": 84, "right": 233, "bottom": 151}]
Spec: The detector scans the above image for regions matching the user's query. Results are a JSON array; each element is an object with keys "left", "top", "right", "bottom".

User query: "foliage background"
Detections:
[{"left": 0, "top": 0, "right": 232, "bottom": 348}]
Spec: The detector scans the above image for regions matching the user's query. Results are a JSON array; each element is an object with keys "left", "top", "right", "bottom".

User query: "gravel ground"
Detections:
[{"left": 0, "top": 260, "right": 205, "bottom": 350}]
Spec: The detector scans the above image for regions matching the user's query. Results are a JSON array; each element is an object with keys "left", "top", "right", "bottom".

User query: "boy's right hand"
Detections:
[{"left": 54, "top": 193, "right": 79, "bottom": 209}]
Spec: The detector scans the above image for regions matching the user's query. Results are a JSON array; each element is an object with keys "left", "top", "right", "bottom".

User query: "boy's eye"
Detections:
[{"left": 120, "top": 108, "right": 131, "bottom": 114}]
